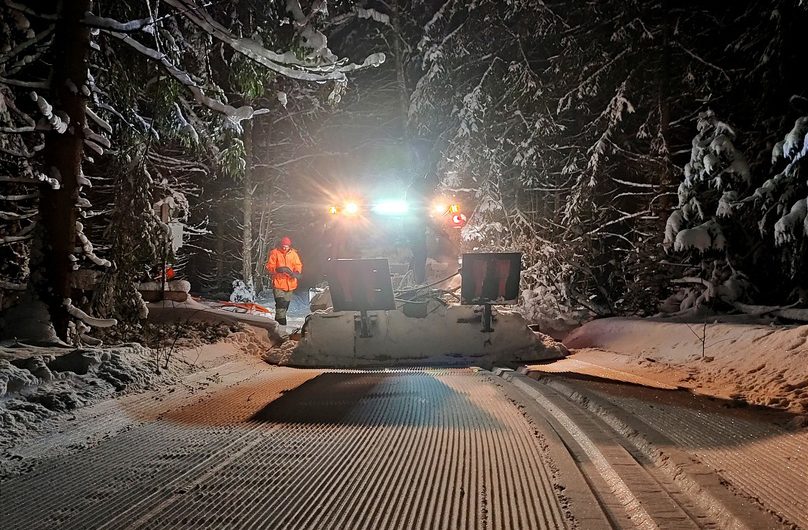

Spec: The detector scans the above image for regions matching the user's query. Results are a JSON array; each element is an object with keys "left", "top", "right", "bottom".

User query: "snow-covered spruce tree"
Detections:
[
  {"left": 662, "top": 110, "right": 753, "bottom": 311},
  {"left": 92, "top": 148, "right": 165, "bottom": 329},
  {"left": 0, "top": 0, "right": 384, "bottom": 342},
  {"left": 748, "top": 115, "right": 808, "bottom": 299}
]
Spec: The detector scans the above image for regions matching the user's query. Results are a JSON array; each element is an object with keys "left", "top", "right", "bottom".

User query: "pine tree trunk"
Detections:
[
  {"left": 253, "top": 182, "right": 269, "bottom": 293},
  {"left": 34, "top": 0, "right": 92, "bottom": 340},
  {"left": 241, "top": 121, "right": 253, "bottom": 286},
  {"left": 214, "top": 202, "right": 226, "bottom": 291}
]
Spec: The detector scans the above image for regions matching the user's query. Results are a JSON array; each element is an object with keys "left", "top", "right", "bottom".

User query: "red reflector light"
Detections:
[{"left": 451, "top": 213, "right": 467, "bottom": 226}]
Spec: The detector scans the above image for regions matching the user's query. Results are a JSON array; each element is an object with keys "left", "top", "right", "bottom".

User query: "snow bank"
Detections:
[
  {"left": 0, "top": 344, "right": 157, "bottom": 446},
  {"left": 563, "top": 318, "right": 808, "bottom": 413},
  {"left": 0, "top": 323, "right": 274, "bottom": 451},
  {"left": 287, "top": 304, "right": 566, "bottom": 368}
]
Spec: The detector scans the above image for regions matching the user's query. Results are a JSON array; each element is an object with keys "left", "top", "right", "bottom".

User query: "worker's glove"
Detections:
[{"left": 276, "top": 266, "right": 292, "bottom": 274}]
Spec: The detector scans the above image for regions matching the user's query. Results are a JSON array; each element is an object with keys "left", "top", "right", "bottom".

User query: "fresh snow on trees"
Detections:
[
  {"left": 3, "top": 0, "right": 808, "bottom": 333},
  {"left": 665, "top": 111, "right": 747, "bottom": 252},
  {"left": 762, "top": 116, "right": 808, "bottom": 247},
  {"left": 774, "top": 198, "right": 808, "bottom": 246},
  {"left": 0, "top": 0, "right": 386, "bottom": 342},
  {"left": 662, "top": 111, "right": 753, "bottom": 310}
]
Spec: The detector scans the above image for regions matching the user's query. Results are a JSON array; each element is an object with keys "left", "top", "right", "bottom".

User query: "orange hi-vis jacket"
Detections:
[{"left": 266, "top": 247, "right": 302, "bottom": 291}]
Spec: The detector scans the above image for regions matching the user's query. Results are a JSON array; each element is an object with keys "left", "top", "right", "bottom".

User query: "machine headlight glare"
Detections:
[{"left": 372, "top": 199, "right": 409, "bottom": 215}]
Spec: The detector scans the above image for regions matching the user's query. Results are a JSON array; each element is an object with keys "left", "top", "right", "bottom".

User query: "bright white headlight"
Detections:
[{"left": 372, "top": 199, "right": 409, "bottom": 215}]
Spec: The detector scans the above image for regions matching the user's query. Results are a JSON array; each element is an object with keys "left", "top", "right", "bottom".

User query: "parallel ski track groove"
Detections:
[
  {"left": 0, "top": 368, "right": 317, "bottom": 530},
  {"left": 1, "top": 369, "right": 568, "bottom": 530}
]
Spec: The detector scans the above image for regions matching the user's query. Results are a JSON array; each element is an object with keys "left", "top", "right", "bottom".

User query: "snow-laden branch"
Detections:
[
  {"left": 75, "top": 221, "right": 111, "bottom": 267},
  {"left": 162, "top": 0, "right": 384, "bottom": 82},
  {"left": 732, "top": 302, "right": 808, "bottom": 322},
  {"left": 673, "top": 41, "right": 731, "bottom": 82},
  {"left": 81, "top": 13, "right": 155, "bottom": 33},
  {"left": 148, "top": 152, "right": 209, "bottom": 173},
  {"left": 86, "top": 106, "right": 112, "bottom": 133},
  {"left": 0, "top": 123, "right": 36, "bottom": 133},
  {"left": 418, "top": 0, "right": 457, "bottom": 53},
  {"left": 0, "top": 221, "right": 35, "bottom": 245},
  {"left": 0, "top": 76, "right": 48, "bottom": 89},
  {"left": 0, "top": 26, "right": 54, "bottom": 64},
  {"left": 557, "top": 49, "right": 628, "bottom": 114},
  {"left": 253, "top": 151, "right": 343, "bottom": 169},
  {"left": 0, "top": 280, "right": 26, "bottom": 290},
  {"left": 107, "top": 31, "right": 269, "bottom": 129},
  {"left": 31, "top": 91, "right": 68, "bottom": 133},
  {"left": 571, "top": 210, "right": 651, "bottom": 242},
  {"left": 64, "top": 298, "right": 117, "bottom": 328},
  {"left": 0, "top": 209, "right": 36, "bottom": 220},
  {"left": 610, "top": 177, "right": 657, "bottom": 189},
  {"left": 0, "top": 192, "right": 37, "bottom": 201},
  {"left": 1, "top": 88, "right": 36, "bottom": 130},
  {"left": 356, "top": 8, "right": 391, "bottom": 26},
  {"left": 0, "top": 173, "right": 60, "bottom": 189},
  {"left": 3, "top": 0, "right": 57, "bottom": 21},
  {"left": 0, "top": 144, "right": 38, "bottom": 158}
]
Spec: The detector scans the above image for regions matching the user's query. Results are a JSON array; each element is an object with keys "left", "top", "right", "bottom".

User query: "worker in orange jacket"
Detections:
[{"left": 265, "top": 236, "right": 302, "bottom": 325}]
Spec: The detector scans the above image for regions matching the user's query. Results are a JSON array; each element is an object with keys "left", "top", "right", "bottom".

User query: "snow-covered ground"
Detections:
[
  {"left": 0, "top": 317, "right": 273, "bottom": 465},
  {"left": 538, "top": 318, "right": 808, "bottom": 421}
]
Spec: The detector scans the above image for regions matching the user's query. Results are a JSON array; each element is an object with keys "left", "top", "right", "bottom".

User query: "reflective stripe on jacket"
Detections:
[{"left": 266, "top": 247, "right": 302, "bottom": 291}]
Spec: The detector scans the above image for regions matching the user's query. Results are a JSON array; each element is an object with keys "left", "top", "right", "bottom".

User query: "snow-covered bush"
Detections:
[{"left": 230, "top": 279, "right": 256, "bottom": 303}]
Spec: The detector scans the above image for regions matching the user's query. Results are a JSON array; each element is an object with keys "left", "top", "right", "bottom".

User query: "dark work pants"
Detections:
[{"left": 273, "top": 288, "right": 293, "bottom": 324}]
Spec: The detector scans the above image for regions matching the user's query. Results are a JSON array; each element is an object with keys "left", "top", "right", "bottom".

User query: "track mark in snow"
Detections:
[
  {"left": 1, "top": 368, "right": 570, "bottom": 530},
  {"left": 509, "top": 377, "right": 659, "bottom": 530}
]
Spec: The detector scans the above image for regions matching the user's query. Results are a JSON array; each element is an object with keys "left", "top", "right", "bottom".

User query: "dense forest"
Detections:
[{"left": 1, "top": 0, "right": 807, "bottom": 343}]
